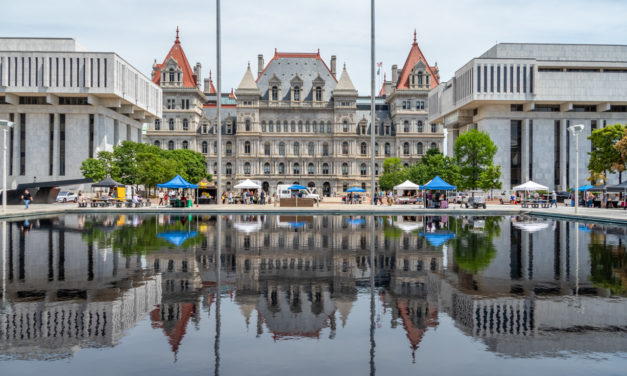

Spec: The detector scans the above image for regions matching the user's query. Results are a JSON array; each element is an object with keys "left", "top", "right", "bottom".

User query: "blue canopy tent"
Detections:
[
  {"left": 577, "top": 184, "right": 594, "bottom": 192},
  {"left": 346, "top": 187, "right": 366, "bottom": 193},
  {"left": 287, "top": 184, "right": 307, "bottom": 190},
  {"left": 419, "top": 232, "right": 456, "bottom": 247},
  {"left": 421, "top": 176, "right": 456, "bottom": 190},
  {"left": 157, "top": 231, "right": 199, "bottom": 247},
  {"left": 157, "top": 175, "right": 198, "bottom": 207}
]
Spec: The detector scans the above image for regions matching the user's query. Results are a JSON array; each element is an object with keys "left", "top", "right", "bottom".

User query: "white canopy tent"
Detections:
[
  {"left": 234, "top": 179, "right": 261, "bottom": 190},
  {"left": 394, "top": 180, "right": 421, "bottom": 194},
  {"left": 513, "top": 181, "right": 549, "bottom": 191}
]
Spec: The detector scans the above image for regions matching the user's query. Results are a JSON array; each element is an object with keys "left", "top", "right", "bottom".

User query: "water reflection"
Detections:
[{"left": 0, "top": 214, "right": 626, "bottom": 370}]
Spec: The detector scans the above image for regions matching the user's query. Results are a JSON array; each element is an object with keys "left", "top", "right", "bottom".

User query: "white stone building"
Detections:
[
  {"left": 0, "top": 38, "right": 161, "bottom": 191},
  {"left": 429, "top": 43, "right": 627, "bottom": 191}
]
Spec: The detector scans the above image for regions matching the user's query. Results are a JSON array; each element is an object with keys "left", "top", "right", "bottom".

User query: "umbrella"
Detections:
[
  {"left": 346, "top": 187, "right": 366, "bottom": 193},
  {"left": 157, "top": 231, "right": 199, "bottom": 247},
  {"left": 288, "top": 184, "right": 307, "bottom": 190},
  {"left": 419, "top": 232, "right": 455, "bottom": 247},
  {"left": 513, "top": 181, "right": 548, "bottom": 191}
]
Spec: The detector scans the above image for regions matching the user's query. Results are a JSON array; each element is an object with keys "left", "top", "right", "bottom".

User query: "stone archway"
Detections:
[
  {"left": 323, "top": 182, "right": 331, "bottom": 197},
  {"left": 262, "top": 181, "right": 270, "bottom": 193}
]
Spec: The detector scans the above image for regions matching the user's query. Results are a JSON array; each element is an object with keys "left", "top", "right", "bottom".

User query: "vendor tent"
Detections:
[
  {"left": 92, "top": 176, "right": 123, "bottom": 188},
  {"left": 607, "top": 181, "right": 627, "bottom": 192},
  {"left": 422, "top": 176, "right": 456, "bottom": 190},
  {"left": 346, "top": 187, "right": 366, "bottom": 193},
  {"left": 157, "top": 175, "right": 198, "bottom": 189},
  {"left": 394, "top": 180, "right": 421, "bottom": 191},
  {"left": 513, "top": 180, "right": 548, "bottom": 191},
  {"left": 577, "top": 184, "right": 594, "bottom": 191},
  {"left": 287, "top": 184, "right": 307, "bottom": 190},
  {"left": 234, "top": 179, "right": 261, "bottom": 189}
]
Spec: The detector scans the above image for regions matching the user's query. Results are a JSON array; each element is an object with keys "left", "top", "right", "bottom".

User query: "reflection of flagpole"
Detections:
[
  {"left": 575, "top": 221, "right": 579, "bottom": 297},
  {"left": 2, "top": 221, "right": 6, "bottom": 304},
  {"left": 369, "top": 216, "right": 376, "bottom": 376},
  {"left": 215, "top": 215, "right": 222, "bottom": 376}
]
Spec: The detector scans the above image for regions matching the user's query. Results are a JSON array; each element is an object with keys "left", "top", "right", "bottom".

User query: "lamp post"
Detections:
[
  {"left": 0, "top": 120, "right": 15, "bottom": 214},
  {"left": 568, "top": 124, "right": 584, "bottom": 214}
]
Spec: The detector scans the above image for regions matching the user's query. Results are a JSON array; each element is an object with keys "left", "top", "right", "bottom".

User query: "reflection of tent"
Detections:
[
  {"left": 421, "top": 176, "right": 456, "bottom": 190},
  {"left": 157, "top": 231, "right": 199, "bottom": 246},
  {"left": 578, "top": 224, "right": 592, "bottom": 233},
  {"left": 513, "top": 180, "right": 548, "bottom": 191},
  {"left": 347, "top": 218, "right": 366, "bottom": 226},
  {"left": 512, "top": 222, "right": 549, "bottom": 233},
  {"left": 157, "top": 175, "right": 198, "bottom": 189},
  {"left": 234, "top": 179, "right": 261, "bottom": 189},
  {"left": 289, "top": 222, "right": 306, "bottom": 228},
  {"left": 92, "top": 176, "right": 123, "bottom": 187},
  {"left": 420, "top": 232, "right": 455, "bottom": 247},
  {"left": 233, "top": 222, "right": 262, "bottom": 234},
  {"left": 346, "top": 187, "right": 366, "bottom": 193},
  {"left": 607, "top": 181, "right": 627, "bottom": 193},
  {"left": 394, "top": 221, "right": 423, "bottom": 232}
]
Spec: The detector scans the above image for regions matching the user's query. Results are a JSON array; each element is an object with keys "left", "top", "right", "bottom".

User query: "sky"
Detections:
[{"left": 3, "top": 0, "right": 627, "bottom": 94}]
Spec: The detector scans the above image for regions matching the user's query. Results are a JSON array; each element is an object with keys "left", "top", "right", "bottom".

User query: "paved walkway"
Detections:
[{"left": 1, "top": 202, "right": 626, "bottom": 223}]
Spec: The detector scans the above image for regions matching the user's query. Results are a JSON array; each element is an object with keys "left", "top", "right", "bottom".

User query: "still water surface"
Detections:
[{"left": 0, "top": 214, "right": 626, "bottom": 376}]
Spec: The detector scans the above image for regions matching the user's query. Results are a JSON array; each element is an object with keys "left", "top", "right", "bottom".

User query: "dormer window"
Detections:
[
  {"left": 418, "top": 71, "right": 423, "bottom": 86},
  {"left": 271, "top": 86, "right": 278, "bottom": 101},
  {"left": 315, "top": 87, "right": 322, "bottom": 101},
  {"left": 169, "top": 69, "right": 175, "bottom": 82},
  {"left": 293, "top": 86, "right": 300, "bottom": 101}
]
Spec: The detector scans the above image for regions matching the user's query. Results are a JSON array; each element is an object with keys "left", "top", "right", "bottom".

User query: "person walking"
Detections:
[
  {"left": 158, "top": 190, "right": 165, "bottom": 206},
  {"left": 21, "top": 189, "right": 32, "bottom": 209},
  {"left": 550, "top": 191, "right": 558, "bottom": 208}
]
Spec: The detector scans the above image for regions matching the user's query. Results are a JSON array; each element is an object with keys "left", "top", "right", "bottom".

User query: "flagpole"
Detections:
[
  {"left": 216, "top": 0, "right": 222, "bottom": 204},
  {"left": 370, "top": 0, "right": 376, "bottom": 205}
]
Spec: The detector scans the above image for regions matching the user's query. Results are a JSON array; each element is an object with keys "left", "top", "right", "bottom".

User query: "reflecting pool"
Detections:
[{"left": 0, "top": 214, "right": 626, "bottom": 376}]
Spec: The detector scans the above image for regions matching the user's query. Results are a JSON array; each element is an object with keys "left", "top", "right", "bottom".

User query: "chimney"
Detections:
[
  {"left": 204, "top": 78, "right": 210, "bottom": 93},
  {"left": 331, "top": 55, "right": 337, "bottom": 77},
  {"left": 194, "top": 62, "right": 202, "bottom": 88},
  {"left": 151, "top": 59, "right": 159, "bottom": 81},
  {"left": 258, "top": 54, "right": 264, "bottom": 77},
  {"left": 391, "top": 64, "right": 398, "bottom": 85}
]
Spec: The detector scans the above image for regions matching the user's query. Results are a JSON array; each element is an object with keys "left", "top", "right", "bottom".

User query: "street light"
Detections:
[
  {"left": 568, "top": 123, "right": 584, "bottom": 214},
  {"left": 0, "top": 120, "right": 15, "bottom": 214}
]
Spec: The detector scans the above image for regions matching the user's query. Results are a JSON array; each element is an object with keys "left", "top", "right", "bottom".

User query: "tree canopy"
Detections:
[
  {"left": 454, "top": 129, "right": 499, "bottom": 191},
  {"left": 588, "top": 124, "right": 626, "bottom": 183}
]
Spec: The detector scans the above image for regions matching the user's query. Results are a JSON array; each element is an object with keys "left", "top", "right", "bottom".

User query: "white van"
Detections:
[{"left": 276, "top": 185, "right": 320, "bottom": 202}]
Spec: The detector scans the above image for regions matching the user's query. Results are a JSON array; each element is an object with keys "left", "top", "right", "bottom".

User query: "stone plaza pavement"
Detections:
[{"left": 1, "top": 201, "right": 626, "bottom": 224}]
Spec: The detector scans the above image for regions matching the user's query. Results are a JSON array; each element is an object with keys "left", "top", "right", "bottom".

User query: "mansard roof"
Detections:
[
  {"left": 256, "top": 49, "right": 338, "bottom": 101},
  {"left": 396, "top": 31, "right": 439, "bottom": 90},
  {"left": 152, "top": 27, "right": 197, "bottom": 88}
]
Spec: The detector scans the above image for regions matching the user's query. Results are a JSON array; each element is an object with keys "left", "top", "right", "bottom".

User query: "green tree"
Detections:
[
  {"left": 479, "top": 164, "right": 503, "bottom": 192},
  {"left": 80, "top": 158, "right": 107, "bottom": 181},
  {"left": 588, "top": 124, "right": 626, "bottom": 183},
  {"left": 96, "top": 151, "right": 120, "bottom": 179},
  {"left": 379, "top": 157, "right": 407, "bottom": 191},
  {"left": 163, "top": 149, "right": 208, "bottom": 183},
  {"left": 454, "top": 129, "right": 499, "bottom": 191},
  {"left": 113, "top": 141, "right": 160, "bottom": 185},
  {"left": 407, "top": 149, "right": 461, "bottom": 187}
]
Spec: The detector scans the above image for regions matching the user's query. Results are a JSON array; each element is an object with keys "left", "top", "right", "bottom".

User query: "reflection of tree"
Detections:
[
  {"left": 450, "top": 217, "right": 502, "bottom": 274},
  {"left": 382, "top": 217, "right": 403, "bottom": 239},
  {"left": 81, "top": 216, "right": 204, "bottom": 256},
  {"left": 589, "top": 242, "right": 626, "bottom": 295}
]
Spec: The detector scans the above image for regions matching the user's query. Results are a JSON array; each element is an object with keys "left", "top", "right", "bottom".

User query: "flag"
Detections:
[{"left": 376, "top": 61, "right": 382, "bottom": 75}]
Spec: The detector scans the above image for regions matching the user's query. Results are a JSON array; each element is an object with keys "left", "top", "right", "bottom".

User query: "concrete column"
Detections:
[
  {"left": 521, "top": 119, "right": 530, "bottom": 182},
  {"left": 560, "top": 119, "right": 568, "bottom": 190},
  {"left": 0, "top": 57, "right": 6, "bottom": 87}
]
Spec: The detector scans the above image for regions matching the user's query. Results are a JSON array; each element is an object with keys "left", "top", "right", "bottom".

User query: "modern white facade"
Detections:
[
  {"left": 429, "top": 43, "right": 627, "bottom": 191},
  {"left": 0, "top": 38, "right": 161, "bottom": 190}
]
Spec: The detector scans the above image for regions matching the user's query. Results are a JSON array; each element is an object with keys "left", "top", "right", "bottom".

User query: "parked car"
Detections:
[
  {"left": 462, "top": 191, "right": 486, "bottom": 209},
  {"left": 56, "top": 191, "right": 78, "bottom": 203}
]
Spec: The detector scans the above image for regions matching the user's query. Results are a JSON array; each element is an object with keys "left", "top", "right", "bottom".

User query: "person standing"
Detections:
[
  {"left": 158, "top": 190, "right": 165, "bottom": 206},
  {"left": 550, "top": 191, "right": 557, "bottom": 208},
  {"left": 21, "top": 189, "right": 32, "bottom": 209}
]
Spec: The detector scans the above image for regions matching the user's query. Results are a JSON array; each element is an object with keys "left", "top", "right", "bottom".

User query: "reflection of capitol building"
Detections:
[{"left": 0, "top": 218, "right": 161, "bottom": 360}]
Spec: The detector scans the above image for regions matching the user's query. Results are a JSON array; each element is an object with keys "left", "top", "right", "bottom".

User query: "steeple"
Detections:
[
  {"left": 175, "top": 26, "right": 180, "bottom": 44},
  {"left": 413, "top": 29, "right": 417, "bottom": 44},
  {"left": 235, "top": 62, "right": 260, "bottom": 97},
  {"left": 333, "top": 63, "right": 358, "bottom": 96}
]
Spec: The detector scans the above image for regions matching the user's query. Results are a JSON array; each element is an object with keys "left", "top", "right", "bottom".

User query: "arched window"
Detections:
[
  {"left": 360, "top": 142, "right": 367, "bottom": 155},
  {"left": 202, "top": 141, "right": 208, "bottom": 154},
  {"left": 292, "top": 122, "right": 296, "bottom": 132},
  {"left": 404, "top": 120, "right": 409, "bottom": 133},
  {"left": 278, "top": 163, "right": 285, "bottom": 174},
  {"left": 183, "top": 119, "right": 189, "bottom": 131},
  {"left": 155, "top": 119, "right": 161, "bottom": 131},
  {"left": 322, "top": 163, "right": 329, "bottom": 175},
  {"left": 360, "top": 163, "right": 367, "bottom": 176},
  {"left": 293, "top": 86, "right": 300, "bottom": 101},
  {"left": 342, "top": 163, "right": 349, "bottom": 175},
  {"left": 417, "top": 121, "right": 423, "bottom": 133},
  {"left": 264, "top": 142, "right": 270, "bottom": 156},
  {"left": 417, "top": 142, "right": 423, "bottom": 155},
  {"left": 299, "top": 122, "right": 304, "bottom": 132},
  {"left": 226, "top": 162, "right": 232, "bottom": 175},
  {"left": 343, "top": 120, "right": 348, "bottom": 132},
  {"left": 312, "top": 121, "right": 317, "bottom": 133},
  {"left": 375, "top": 163, "right": 379, "bottom": 176},
  {"left": 293, "top": 142, "right": 300, "bottom": 155},
  {"left": 361, "top": 182, "right": 367, "bottom": 190},
  {"left": 271, "top": 86, "right": 278, "bottom": 101},
  {"left": 403, "top": 142, "right": 410, "bottom": 155},
  {"left": 213, "top": 162, "right": 217, "bottom": 175},
  {"left": 385, "top": 143, "right": 391, "bottom": 156},
  {"left": 182, "top": 140, "right": 189, "bottom": 149},
  {"left": 264, "top": 163, "right": 270, "bottom": 174},
  {"left": 283, "top": 121, "right": 288, "bottom": 133},
  {"left": 244, "top": 162, "right": 251, "bottom": 175},
  {"left": 244, "top": 141, "right": 251, "bottom": 154},
  {"left": 304, "top": 122, "right": 310, "bottom": 132},
  {"left": 315, "top": 87, "right": 322, "bottom": 101},
  {"left": 342, "top": 142, "right": 349, "bottom": 155},
  {"left": 375, "top": 143, "right": 379, "bottom": 155},
  {"left": 293, "top": 163, "right": 300, "bottom": 175},
  {"left": 431, "top": 123, "right": 437, "bottom": 133},
  {"left": 323, "top": 142, "right": 329, "bottom": 156},
  {"left": 154, "top": 140, "right": 161, "bottom": 148},
  {"left": 168, "top": 118, "right": 174, "bottom": 131},
  {"left": 308, "top": 142, "right": 314, "bottom": 156},
  {"left": 431, "top": 142, "right": 437, "bottom": 150},
  {"left": 261, "top": 121, "right": 266, "bottom": 132},
  {"left": 245, "top": 119, "right": 251, "bottom": 131},
  {"left": 327, "top": 121, "right": 332, "bottom": 133},
  {"left": 269, "top": 121, "right": 274, "bottom": 132},
  {"left": 226, "top": 141, "right": 232, "bottom": 156},
  {"left": 169, "top": 68, "right": 175, "bottom": 82},
  {"left": 418, "top": 71, "right": 423, "bottom": 86},
  {"left": 202, "top": 123, "right": 207, "bottom": 133},
  {"left": 213, "top": 141, "right": 217, "bottom": 154},
  {"left": 279, "top": 142, "right": 286, "bottom": 156},
  {"left": 308, "top": 163, "right": 314, "bottom": 175},
  {"left": 168, "top": 140, "right": 174, "bottom": 150}
]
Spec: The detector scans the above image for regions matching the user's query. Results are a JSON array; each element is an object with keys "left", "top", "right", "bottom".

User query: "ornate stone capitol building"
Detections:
[{"left": 145, "top": 31, "right": 444, "bottom": 195}]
